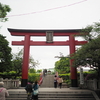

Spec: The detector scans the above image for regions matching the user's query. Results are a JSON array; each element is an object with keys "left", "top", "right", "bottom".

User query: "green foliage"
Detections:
[
  {"left": 59, "top": 73, "right": 70, "bottom": 80},
  {"left": 71, "top": 22, "right": 100, "bottom": 78},
  {"left": 0, "top": 3, "right": 11, "bottom": 22},
  {"left": 11, "top": 52, "right": 23, "bottom": 78},
  {"left": 0, "top": 34, "right": 12, "bottom": 72},
  {"left": 37, "top": 69, "right": 42, "bottom": 73},
  {"left": 29, "top": 55, "right": 40, "bottom": 68},
  {"left": 11, "top": 48, "right": 40, "bottom": 78},
  {"left": 72, "top": 37, "right": 100, "bottom": 68},
  {"left": 0, "top": 71, "right": 21, "bottom": 79},
  {"left": 77, "top": 70, "right": 97, "bottom": 81},
  {"left": 79, "top": 22, "right": 100, "bottom": 41},
  {"left": 55, "top": 57, "right": 70, "bottom": 74},
  {"left": 28, "top": 73, "right": 40, "bottom": 82},
  {"left": 29, "top": 68, "right": 36, "bottom": 73},
  {"left": 59, "top": 73, "right": 71, "bottom": 86}
]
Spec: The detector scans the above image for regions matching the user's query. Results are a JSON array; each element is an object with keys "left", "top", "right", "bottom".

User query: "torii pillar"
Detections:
[
  {"left": 8, "top": 28, "right": 87, "bottom": 87},
  {"left": 69, "top": 35, "right": 77, "bottom": 87},
  {"left": 21, "top": 35, "right": 30, "bottom": 86}
]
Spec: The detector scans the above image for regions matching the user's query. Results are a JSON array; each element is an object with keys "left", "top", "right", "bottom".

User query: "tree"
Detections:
[
  {"left": 0, "top": 34, "right": 12, "bottom": 72},
  {"left": 0, "top": 3, "right": 11, "bottom": 22},
  {"left": 29, "top": 68, "right": 36, "bottom": 73},
  {"left": 37, "top": 69, "right": 42, "bottom": 73},
  {"left": 55, "top": 57, "right": 70, "bottom": 74},
  {"left": 80, "top": 22, "right": 100, "bottom": 41},
  {"left": 72, "top": 22, "right": 100, "bottom": 78},
  {"left": 11, "top": 48, "right": 40, "bottom": 78}
]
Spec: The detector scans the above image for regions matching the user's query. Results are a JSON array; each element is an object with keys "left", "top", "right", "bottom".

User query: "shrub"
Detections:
[
  {"left": 28, "top": 73, "right": 40, "bottom": 82},
  {"left": 59, "top": 73, "right": 71, "bottom": 86}
]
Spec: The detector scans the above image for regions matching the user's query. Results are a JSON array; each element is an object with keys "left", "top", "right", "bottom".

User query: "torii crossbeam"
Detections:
[{"left": 8, "top": 28, "right": 87, "bottom": 87}]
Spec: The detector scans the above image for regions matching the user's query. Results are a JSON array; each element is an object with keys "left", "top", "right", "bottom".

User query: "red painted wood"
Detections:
[
  {"left": 8, "top": 28, "right": 87, "bottom": 87},
  {"left": 22, "top": 35, "right": 30, "bottom": 79},
  {"left": 69, "top": 35, "right": 77, "bottom": 80},
  {"left": 10, "top": 32, "right": 79, "bottom": 36},
  {"left": 12, "top": 40, "right": 87, "bottom": 46}
]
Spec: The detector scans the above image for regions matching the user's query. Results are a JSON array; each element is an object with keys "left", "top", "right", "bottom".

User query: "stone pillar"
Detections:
[{"left": 0, "top": 78, "right": 3, "bottom": 82}]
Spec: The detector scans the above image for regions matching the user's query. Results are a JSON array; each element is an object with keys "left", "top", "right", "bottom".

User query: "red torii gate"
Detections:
[{"left": 8, "top": 28, "right": 87, "bottom": 87}]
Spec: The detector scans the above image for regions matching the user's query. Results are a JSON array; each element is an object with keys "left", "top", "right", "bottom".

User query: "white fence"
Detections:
[{"left": 0, "top": 78, "right": 20, "bottom": 89}]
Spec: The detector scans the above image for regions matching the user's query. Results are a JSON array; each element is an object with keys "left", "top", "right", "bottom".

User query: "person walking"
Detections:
[
  {"left": 54, "top": 75, "right": 58, "bottom": 88},
  {"left": 0, "top": 82, "right": 9, "bottom": 100},
  {"left": 25, "top": 81, "right": 33, "bottom": 100},
  {"left": 32, "top": 81, "right": 39, "bottom": 100},
  {"left": 57, "top": 76, "right": 63, "bottom": 89}
]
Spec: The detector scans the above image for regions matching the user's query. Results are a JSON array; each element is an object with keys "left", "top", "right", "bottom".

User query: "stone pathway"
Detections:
[{"left": 40, "top": 75, "right": 54, "bottom": 87}]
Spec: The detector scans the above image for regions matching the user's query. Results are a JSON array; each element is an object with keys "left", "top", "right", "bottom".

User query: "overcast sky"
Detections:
[{"left": 0, "top": 0, "right": 100, "bottom": 70}]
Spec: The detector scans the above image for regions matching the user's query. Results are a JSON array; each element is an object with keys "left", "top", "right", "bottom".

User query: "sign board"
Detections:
[
  {"left": 46, "top": 31, "right": 53, "bottom": 43},
  {"left": 80, "top": 67, "right": 84, "bottom": 84}
]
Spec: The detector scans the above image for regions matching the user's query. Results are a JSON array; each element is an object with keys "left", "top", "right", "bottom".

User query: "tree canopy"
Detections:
[
  {"left": 0, "top": 3, "right": 11, "bottom": 22},
  {"left": 0, "top": 3, "right": 12, "bottom": 72},
  {"left": 0, "top": 34, "right": 12, "bottom": 72},
  {"left": 11, "top": 48, "right": 40, "bottom": 78},
  {"left": 79, "top": 22, "right": 100, "bottom": 41},
  {"left": 55, "top": 57, "right": 70, "bottom": 74},
  {"left": 72, "top": 37, "right": 100, "bottom": 68},
  {"left": 72, "top": 22, "right": 100, "bottom": 77}
]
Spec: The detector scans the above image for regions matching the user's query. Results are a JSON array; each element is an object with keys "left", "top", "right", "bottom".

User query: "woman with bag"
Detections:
[
  {"left": 57, "top": 76, "right": 63, "bottom": 89},
  {"left": 32, "top": 81, "right": 39, "bottom": 100}
]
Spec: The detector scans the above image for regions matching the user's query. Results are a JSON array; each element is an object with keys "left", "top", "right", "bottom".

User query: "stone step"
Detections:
[
  {"left": 40, "top": 75, "right": 54, "bottom": 87},
  {"left": 6, "top": 91, "right": 96, "bottom": 100},
  {"left": 38, "top": 92, "right": 95, "bottom": 99},
  {"left": 7, "top": 98, "right": 95, "bottom": 100},
  {"left": 6, "top": 98, "right": 27, "bottom": 100},
  {"left": 7, "top": 93, "right": 94, "bottom": 98},
  {"left": 6, "top": 88, "right": 99, "bottom": 100},
  {"left": 38, "top": 98, "right": 95, "bottom": 100},
  {"left": 39, "top": 96, "right": 94, "bottom": 98}
]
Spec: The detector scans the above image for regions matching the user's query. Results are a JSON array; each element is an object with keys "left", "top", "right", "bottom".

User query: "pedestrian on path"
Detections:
[
  {"left": 0, "top": 82, "right": 9, "bottom": 100},
  {"left": 57, "top": 76, "right": 63, "bottom": 89},
  {"left": 25, "top": 81, "right": 33, "bottom": 100},
  {"left": 54, "top": 75, "right": 58, "bottom": 88},
  {"left": 32, "top": 81, "right": 39, "bottom": 100}
]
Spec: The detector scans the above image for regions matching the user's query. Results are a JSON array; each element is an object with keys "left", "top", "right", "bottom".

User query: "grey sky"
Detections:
[{"left": 0, "top": 0, "right": 100, "bottom": 69}]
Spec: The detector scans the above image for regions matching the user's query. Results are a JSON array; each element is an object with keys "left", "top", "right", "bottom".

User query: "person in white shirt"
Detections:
[{"left": 0, "top": 82, "right": 9, "bottom": 100}]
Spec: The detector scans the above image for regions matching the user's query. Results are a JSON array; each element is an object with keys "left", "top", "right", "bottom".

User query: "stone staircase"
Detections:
[
  {"left": 38, "top": 91, "right": 97, "bottom": 100},
  {"left": 6, "top": 90, "right": 26, "bottom": 100},
  {"left": 40, "top": 74, "right": 67, "bottom": 88},
  {"left": 6, "top": 75, "right": 99, "bottom": 100},
  {"left": 6, "top": 88, "right": 99, "bottom": 100},
  {"left": 40, "top": 75, "right": 54, "bottom": 87}
]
